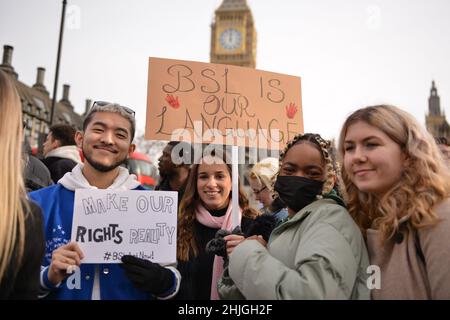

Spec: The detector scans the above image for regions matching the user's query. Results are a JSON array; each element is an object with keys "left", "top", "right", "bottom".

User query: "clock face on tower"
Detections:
[{"left": 219, "top": 28, "right": 242, "bottom": 50}]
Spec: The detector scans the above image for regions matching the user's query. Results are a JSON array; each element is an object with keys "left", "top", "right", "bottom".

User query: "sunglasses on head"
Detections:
[{"left": 91, "top": 101, "right": 135, "bottom": 117}]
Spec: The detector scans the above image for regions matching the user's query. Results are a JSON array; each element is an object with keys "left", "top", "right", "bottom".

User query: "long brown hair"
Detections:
[
  {"left": 338, "top": 105, "right": 450, "bottom": 240},
  {"left": 177, "top": 150, "right": 259, "bottom": 261},
  {"left": 0, "top": 70, "right": 28, "bottom": 281}
]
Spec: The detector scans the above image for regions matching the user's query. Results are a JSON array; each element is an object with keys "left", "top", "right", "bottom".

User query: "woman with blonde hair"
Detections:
[
  {"left": 248, "top": 157, "right": 288, "bottom": 222},
  {"left": 0, "top": 70, "right": 45, "bottom": 299},
  {"left": 339, "top": 104, "right": 450, "bottom": 299}
]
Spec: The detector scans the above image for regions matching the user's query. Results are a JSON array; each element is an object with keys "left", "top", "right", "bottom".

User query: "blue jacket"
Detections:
[{"left": 30, "top": 183, "right": 177, "bottom": 300}]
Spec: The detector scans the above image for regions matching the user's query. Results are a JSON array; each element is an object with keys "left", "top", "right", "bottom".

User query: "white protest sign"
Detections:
[{"left": 71, "top": 189, "right": 177, "bottom": 264}]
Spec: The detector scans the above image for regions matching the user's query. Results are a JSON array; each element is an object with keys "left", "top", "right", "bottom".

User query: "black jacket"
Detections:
[
  {"left": 42, "top": 156, "right": 77, "bottom": 183},
  {"left": 22, "top": 140, "right": 53, "bottom": 191},
  {"left": 155, "top": 177, "right": 186, "bottom": 205},
  {"left": 24, "top": 154, "right": 53, "bottom": 191},
  {"left": 176, "top": 212, "right": 252, "bottom": 300},
  {"left": 0, "top": 200, "right": 45, "bottom": 299}
]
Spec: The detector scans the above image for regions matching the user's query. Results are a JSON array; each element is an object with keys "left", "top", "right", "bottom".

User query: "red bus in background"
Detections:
[{"left": 123, "top": 152, "right": 159, "bottom": 189}]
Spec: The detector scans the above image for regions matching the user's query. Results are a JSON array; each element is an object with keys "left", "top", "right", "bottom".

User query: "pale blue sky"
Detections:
[{"left": 1, "top": 0, "right": 449, "bottom": 141}]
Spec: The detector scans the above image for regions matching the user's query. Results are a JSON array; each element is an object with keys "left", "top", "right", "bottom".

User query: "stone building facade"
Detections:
[{"left": 0, "top": 45, "right": 85, "bottom": 149}]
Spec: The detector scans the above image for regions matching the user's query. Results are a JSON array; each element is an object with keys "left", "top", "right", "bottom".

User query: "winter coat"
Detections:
[
  {"left": 0, "top": 200, "right": 45, "bottom": 299},
  {"left": 176, "top": 213, "right": 252, "bottom": 300},
  {"left": 43, "top": 145, "right": 81, "bottom": 183},
  {"left": 367, "top": 197, "right": 450, "bottom": 299},
  {"left": 218, "top": 198, "right": 370, "bottom": 300},
  {"left": 24, "top": 154, "right": 53, "bottom": 191},
  {"left": 22, "top": 140, "right": 53, "bottom": 191}
]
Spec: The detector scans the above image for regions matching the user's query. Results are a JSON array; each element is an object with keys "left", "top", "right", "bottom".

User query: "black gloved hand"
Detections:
[
  {"left": 243, "top": 214, "right": 277, "bottom": 242},
  {"left": 120, "top": 255, "right": 174, "bottom": 296},
  {"left": 206, "top": 226, "right": 244, "bottom": 258},
  {"left": 206, "top": 229, "right": 231, "bottom": 258}
]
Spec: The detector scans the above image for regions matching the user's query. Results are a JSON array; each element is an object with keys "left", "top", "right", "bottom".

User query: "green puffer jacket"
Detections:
[{"left": 218, "top": 198, "right": 370, "bottom": 300}]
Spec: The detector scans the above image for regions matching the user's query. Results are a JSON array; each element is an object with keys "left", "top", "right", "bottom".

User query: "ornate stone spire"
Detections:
[
  {"left": 429, "top": 80, "right": 441, "bottom": 116},
  {"left": 216, "top": 0, "right": 249, "bottom": 12}
]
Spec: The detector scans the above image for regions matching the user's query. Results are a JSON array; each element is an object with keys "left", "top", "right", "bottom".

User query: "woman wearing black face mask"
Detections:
[{"left": 218, "top": 133, "right": 370, "bottom": 300}]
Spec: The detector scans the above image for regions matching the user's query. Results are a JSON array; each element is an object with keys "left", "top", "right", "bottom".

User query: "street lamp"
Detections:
[{"left": 49, "top": 0, "right": 67, "bottom": 125}]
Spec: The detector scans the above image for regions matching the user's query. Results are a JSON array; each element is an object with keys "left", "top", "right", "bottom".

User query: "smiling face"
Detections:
[
  {"left": 343, "top": 120, "right": 406, "bottom": 197},
  {"left": 76, "top": 111, "right": 135, "bottom": 173},
  {"left": 196, "top": 156, "right": 232, "bottom": 211}
]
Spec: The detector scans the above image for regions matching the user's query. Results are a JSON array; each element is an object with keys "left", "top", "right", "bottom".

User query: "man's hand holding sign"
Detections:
[{"left": 47, "top": 242, "right": 84, "bottom": 285}]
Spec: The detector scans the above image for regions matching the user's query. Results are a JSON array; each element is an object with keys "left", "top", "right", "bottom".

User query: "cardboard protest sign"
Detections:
[
  {"left": 145, "top": 57, "right": 303, "bottom": 149},
  {"left": 71, "top": 189, "right": 177, "bottom": 264}
]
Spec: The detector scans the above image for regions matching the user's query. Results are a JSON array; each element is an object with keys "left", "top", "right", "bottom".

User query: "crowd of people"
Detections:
[{"left": 1, "top": 68, "right": 450, "bottom": 300}]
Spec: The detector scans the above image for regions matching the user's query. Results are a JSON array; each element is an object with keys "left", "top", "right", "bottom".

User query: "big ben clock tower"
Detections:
[{"left": 210, "top": 0, "right": 257, "bottom": 68}]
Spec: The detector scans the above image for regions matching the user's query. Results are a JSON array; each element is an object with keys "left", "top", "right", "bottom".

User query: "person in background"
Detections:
[
  {"left": 0, "top": 69, "right": 45, "bottom": 299},
  {"left": 29, "top": 101, "right": 180, "bottom": 300},
  {"left": 340, "top": 105, "right": 450, "bottom": 299},
  {"left": 248, "top": 157, "right": 288, "bottom": 223},
  {"left": 156, "top": 141, "right": 192, "bottom": 203},
  {"left": 218, "top": 158, "right": 289, "bottom": 272},
  {"left": 42, "top": 124, "right": 82, "bottom": 183},
  {"left": 176, "top": 150, "right": 259, "bottom": 300},
  {"left": 218, "top": 133, "right": 370, "bottom": 300},
  {"left": 22, "top": 138, "right": 53, "bottom": 192}
]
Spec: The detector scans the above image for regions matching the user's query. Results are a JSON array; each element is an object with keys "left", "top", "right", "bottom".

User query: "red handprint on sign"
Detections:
[
  {"left": 165, "top": 94, "right": 180, "bottom": 109},
  {"left": 286, "top": 102, "right": 297, "bottom": 119}
]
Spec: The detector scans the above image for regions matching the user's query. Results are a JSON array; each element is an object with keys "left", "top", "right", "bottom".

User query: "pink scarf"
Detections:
[{"left": 195, "top": 203, "right": 241, "bottom": 300}]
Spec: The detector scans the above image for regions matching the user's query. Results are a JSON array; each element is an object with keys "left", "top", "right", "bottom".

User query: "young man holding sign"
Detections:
[{"left": 30, "top": 102, "right": 180, "bottom": 300}]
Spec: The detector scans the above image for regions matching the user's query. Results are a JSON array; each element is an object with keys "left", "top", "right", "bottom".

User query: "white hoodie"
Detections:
[{"left": 59, "top": 163, "right": 140, "bottom": 191}]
